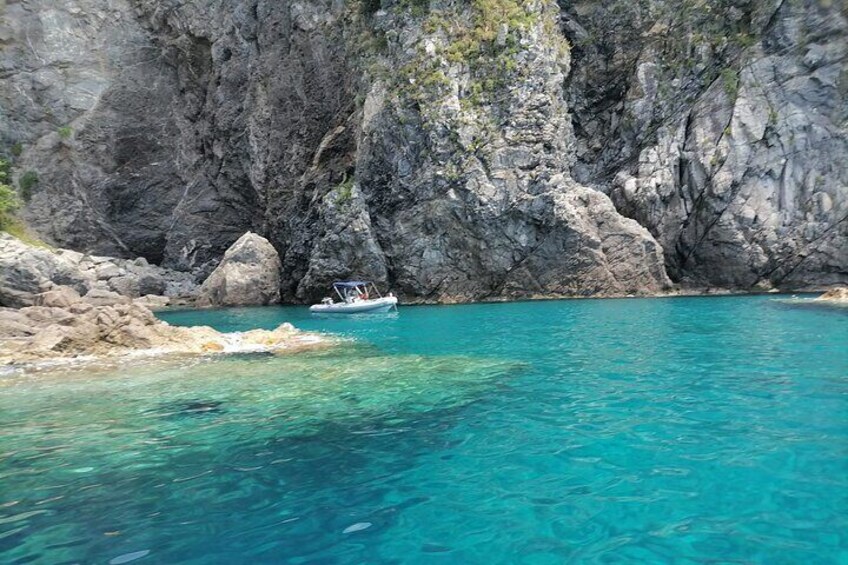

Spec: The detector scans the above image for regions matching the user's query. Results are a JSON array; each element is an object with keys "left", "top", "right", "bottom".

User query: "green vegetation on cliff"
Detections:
[
  {"left": 435, "top": 0, "right": 535, "bottom": 63},
  {"left": 0, "top": 160, "right": 20, "bottom": 229},
  {"left": 0, "top": 159, "right": 46, "bottom": 246},
  {"left": 335, "top": 174, "right": 354, "bottom": 205},
  {"left": 18, "top": 171, "right": 38, "bottom": 202},
  {"left": 394, "top": 0, "right": 566, "bottom": 111}
]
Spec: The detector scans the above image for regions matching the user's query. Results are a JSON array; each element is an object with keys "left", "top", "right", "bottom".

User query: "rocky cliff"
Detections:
[
  {"left": 561, "top": 0, "right": 848, "bottom": 290},
  {"left": 1, "top": 0, "right": 845, "bottom": 302}
]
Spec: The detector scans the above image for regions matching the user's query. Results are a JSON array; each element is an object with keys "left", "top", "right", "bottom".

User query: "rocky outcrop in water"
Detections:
[
  {"left": 1, "top": 0, "right": 845, "bottom": 300},
  {"left": 0, "top": 284, "right": 326, "bottom": 365},
  {"left": 816, "top": 287, "right": 848, "bottom": 303}
]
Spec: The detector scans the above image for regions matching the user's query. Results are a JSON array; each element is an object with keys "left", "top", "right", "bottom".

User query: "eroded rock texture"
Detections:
[
  {"left": 1, "top": 0, "right": 845, "bottom": 301},
  {"left": 344, "top": 0, "right": 670, "bottom": 301},
  {"left": 0, "top": 233, "right": 197, "bottom": 308},
  {"left": 0, "top": 288, "right": 324, "bottom": 365},
  {"left": 561, "top": 0, "right": 848, "bottom": 289},
  {"left": 197, "top": 232, "right": 282, "bottom": 306},
  {"left": 1, "top": 0, "right": 184, "bottom": 261}
]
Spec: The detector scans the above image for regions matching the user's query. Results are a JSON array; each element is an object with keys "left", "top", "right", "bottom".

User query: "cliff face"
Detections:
[
  {"left": 1, "top": 0, "right": 845, "bottom": 301},
  {"left": 0, "top": 0, "right": 185, "bottom": 262},
  {"left": 332, "top": 0, "right": 669, "bottom": 301},
  {"left": 561, "top": 0, "right": 848, "bottom": 289}
]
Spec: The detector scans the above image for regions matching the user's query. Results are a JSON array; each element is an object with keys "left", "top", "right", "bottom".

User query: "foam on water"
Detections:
[{"left": 0, "top": 295, "right": 846, "bottom": 563}]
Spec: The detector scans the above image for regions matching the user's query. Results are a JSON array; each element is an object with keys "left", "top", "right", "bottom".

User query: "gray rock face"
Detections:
[
  {"left": 342, "top": 1, "right": 670, "bottom": 301},
  {"left": 561, "top": 0, "right": 848, "bottom": 289},
  {"left": 108, "top": 273, "right": 165, "bottom": 299},
  {"left": 295, "top": 183, "right": 389, "bottom": 300},
  {"left": 2, "top": 0, "right": 845, "bottom": 300},
  {"left": 0, "top": 233, "right": 197, "bottom": 307},
  {"left": 1, "top": 0, "right": 185, "bottom": 261},
  {"left": 0, "top": 234, "right": 92, "bottom": 307},
  {"left": 197, "top": 232, "right": 282, "bottom": 307}
]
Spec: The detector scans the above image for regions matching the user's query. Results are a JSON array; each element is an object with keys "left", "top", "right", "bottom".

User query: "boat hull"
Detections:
[{"left": 309, "top": 296, "right": 398, "bottom": 314}]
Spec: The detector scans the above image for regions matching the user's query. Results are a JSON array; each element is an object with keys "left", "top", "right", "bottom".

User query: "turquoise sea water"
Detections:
[{"left": 1, "top": 295, "right": 846, "bottom": 564}]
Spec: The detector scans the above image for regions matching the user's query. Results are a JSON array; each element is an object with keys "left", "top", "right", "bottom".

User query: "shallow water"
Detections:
[{"left": 1, "top": 295, "right": 846, "bottom": 563}]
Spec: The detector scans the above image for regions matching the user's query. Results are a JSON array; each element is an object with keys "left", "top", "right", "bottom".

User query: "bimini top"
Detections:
[{"left": 333, "top": 281, "right": 370, "bottom": 288}]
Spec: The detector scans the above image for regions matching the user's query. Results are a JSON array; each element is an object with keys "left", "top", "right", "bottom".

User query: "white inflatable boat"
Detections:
[{"left": 309, "top": 281, "right": 398, "bottom": 314}]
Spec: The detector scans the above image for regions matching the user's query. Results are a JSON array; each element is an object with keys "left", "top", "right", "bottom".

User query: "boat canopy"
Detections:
[{"left": 326, "top": 280, "right": 388, "bottom": 304}]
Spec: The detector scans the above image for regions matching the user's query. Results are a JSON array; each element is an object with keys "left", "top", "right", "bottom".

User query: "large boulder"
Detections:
[
  {"left": 138, "top": 273, "right": 167, "bottom": 296},
  {"left": 108, "top": 275, "right": 141, "bottom": 298},
  {"left": 0, "top": 308, "right": 38, "bottom": 338},
  {"left": 197, "top": 233, "right": 282, "bottom": 307},
  {"left": 103, "top": 264, "right": 183, "bottom": 298}
]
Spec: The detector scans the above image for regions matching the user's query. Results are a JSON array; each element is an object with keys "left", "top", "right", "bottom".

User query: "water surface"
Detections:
[{"left": 1, "top": 295, "right": 846, "bottom": 563}]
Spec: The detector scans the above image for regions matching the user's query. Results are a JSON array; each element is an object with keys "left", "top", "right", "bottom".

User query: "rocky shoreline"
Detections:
[
  {"left": 2, "top": 226, "right": 845, "bottom": 371},
  {"left": 0, "top": 232, "right": 198, "bottom": 310},
  {"left": 1, "top": 231, "right": 285, "bottom": 310},
  {"left": 0, "top": 284, "right": 330, "bottom": 371},
  {"left": 814, "top": 287, "right": 848, "bottom": 305},
  {"left": 391, "top": 286, "right": 834, "bottom": 305},
  {"left": 1, "top": 231, "right": 327, "bottom": 370}
]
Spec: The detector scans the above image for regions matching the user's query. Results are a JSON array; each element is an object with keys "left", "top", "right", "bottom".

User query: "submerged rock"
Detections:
[
  {"left": 158, "top": 399, "right": 226, "bottom": 419},
  {"left": 196, "top": 232, "right": 282, "bottom": 307}
]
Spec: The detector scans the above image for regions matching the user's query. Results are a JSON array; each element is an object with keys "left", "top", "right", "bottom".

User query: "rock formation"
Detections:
[
  {"left": 1, "top": 0, "right": 845, "bottom": 301},
  {"left": 0, "top": 285, "right": 327, "bottom": 365},
  {"left": 0, "top": 233, "right": 198, "bottom": 308},
  {"left": 196, "top": 232, "right": 282, "bottom": 306},
  {"left": 561, "top": 0, "right": 848, "bottom": 290},
  {"left": 816, "top": 287, "right": 848, "bottom": 303},
  {"left": 0, "top": 234, "right": 90, "bottom": 307}
]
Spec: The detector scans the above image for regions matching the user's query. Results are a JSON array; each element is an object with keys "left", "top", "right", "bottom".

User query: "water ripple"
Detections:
[{"left": 1, "top": 296, "right": 846, "bottom": 563}]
